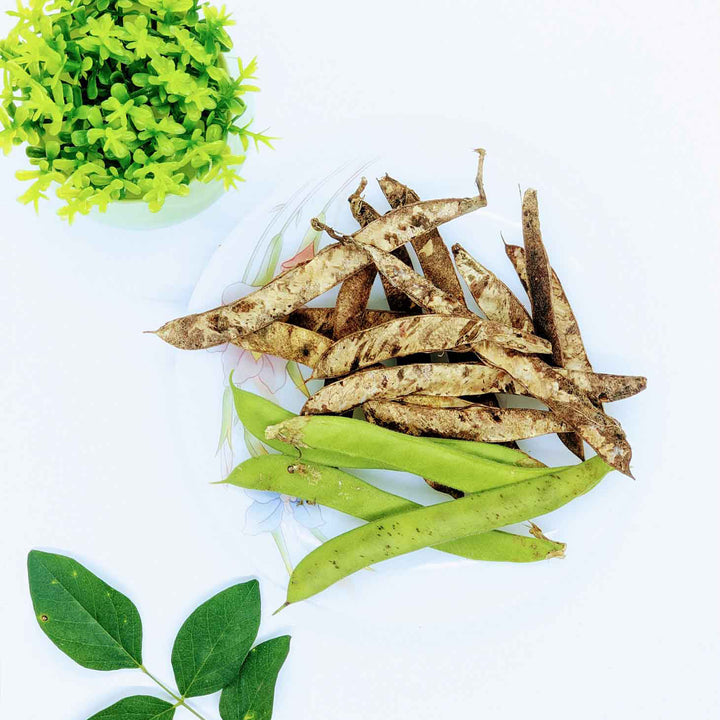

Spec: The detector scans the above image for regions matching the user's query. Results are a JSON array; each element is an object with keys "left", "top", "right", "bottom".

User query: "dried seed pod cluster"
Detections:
[{"left": 156, "top": 152, "right": 645, "bottom": 476}]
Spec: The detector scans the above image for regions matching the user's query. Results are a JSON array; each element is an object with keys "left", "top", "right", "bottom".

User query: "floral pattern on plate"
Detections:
[{"left": 214, "top": 161, "right": 373, "bottom": 571}]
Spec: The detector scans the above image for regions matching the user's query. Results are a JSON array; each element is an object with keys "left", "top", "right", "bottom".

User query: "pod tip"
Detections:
[
  {"left": 272, "top": 602, "right": 290, "bottom": 616},
  {"left": 348, "top": 177, "right": 368, "bottom": 201},
  {"left": 547, "top": 544, "right": 566, "bottom": 560}
]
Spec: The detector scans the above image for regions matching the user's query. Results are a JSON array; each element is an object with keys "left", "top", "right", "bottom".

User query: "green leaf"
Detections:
[
  {"left": 285, "top": 361, "right": 310, "bottom": 398},
  {"left": 110, "top": 83, "right": 131, "bottom": 103},
  {"left": 27, "top": 551, "right": 143, "bottom": 671},
  {"left": 219, "top": 636, "right": 291, "bottom": 720},
  {"left": 298, "top": 215, "right": 323, "bottom": 252},
  {"left": 71, "top": 130, "right": 89, "bottom": 147},
  {"left": 45, "top": 140, "right": 60, "bottom": 160},
  {"left": 243, "top": 428, "right": 269, "bottom": 458},
  {"left": 217, "top": 384, "right": 236, "bottom": 453},
  {"left": 250, "top": 233, "right": 283, "bottom": 287},
  {"left": 88, "top": 73, "right": 99, "bottom": 100},
  {"left": 87, "top": 696, "right": 175, "bottom": 720},
  {"left": 171, "top": 581, "right": 261, "bottom": 698},
  {"left": 237, "top": 56, "right": 258, "bottom": 82}
]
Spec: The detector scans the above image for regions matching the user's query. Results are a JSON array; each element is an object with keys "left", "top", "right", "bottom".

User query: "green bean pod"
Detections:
[
  {"left": 428, "top": 437, "right": 546, "bottom": 467},
  {"left": 232, "top": 382, "right": 547, "bottom": 471},
  {"left": 266, "top": 415, "right": 560, "bottom": 494},
  {"left": 230, "top": 378, "right": 395, "bottom": 470},
  {"left": 284, "top": 455, "right": 612, "bottom": 605},
  {"left": 223, "top": 454, "right": 565, "bottom": 563}
]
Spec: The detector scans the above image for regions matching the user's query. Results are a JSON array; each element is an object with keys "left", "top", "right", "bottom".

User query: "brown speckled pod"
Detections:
[
  {"left": 312, "top": 314, "right": 551, "bottom": 379},
  {"left": 230, "top": 322, "right": 332, "bottom": 368},
  {"left": 302, "top": 363, "right": 519, "bottom": 415},
  {"left": 474, "top": 341, "right": 634, "bottom": 476},
  {"left": 378, "top": 175, "right": 466, "bottom": 302},
  {"left": 453, "top": 244, "right": 534, "bottom": 335},
  {"left": 364, "top": 400, "right": 570, "bottom": 443}
]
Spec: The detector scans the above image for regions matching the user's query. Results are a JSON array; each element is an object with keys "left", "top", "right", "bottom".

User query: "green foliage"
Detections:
[
  {"left": 250, "top": 232, "right": 283, "bottom": 286},
  {"left": 219, "top": 636, "right": 291, "bottom": 720},
  {"left": 217, "top": 383, "right": 236, "bottom": 453},
  {"left": 285, "top": 360, "right": 311, "bottom": 398},
  {"left": 27, "top": 550, "right": 143, "bottom": 671},
  {"left": 171, "top": 581, "right": 261, "bottom": 698},
  {"left": 87, "top": 696, "right": 176, "bottom": 720},
  {"left": 28, "top": 550, "right": 290, "bottom": 720},
  {"left": 0, "top": 0, "right": 274, "bottom": 221}
]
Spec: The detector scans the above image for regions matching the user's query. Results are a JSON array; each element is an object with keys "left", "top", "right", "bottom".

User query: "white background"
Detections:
[{"left": 2, "top": 1, "right": 719, "bottom": 719}]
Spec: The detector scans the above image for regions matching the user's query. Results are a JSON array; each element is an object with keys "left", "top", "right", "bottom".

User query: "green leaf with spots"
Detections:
[
  {"left": 219, "top": 636, "right": 291, "bottom": 720},
  {"left": 87, "top": 695, "right": 175, "bottom": 719},
  {"left": 171, "top": 581, "right": 261, "bottom": 698},
  {"left": 27, "top": 551, "right": 143, "bottom": 671}
]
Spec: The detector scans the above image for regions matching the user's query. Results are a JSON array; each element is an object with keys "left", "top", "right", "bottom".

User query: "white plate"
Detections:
[{"left": 173, "top": 118, "right": 628, "bottom": 627}]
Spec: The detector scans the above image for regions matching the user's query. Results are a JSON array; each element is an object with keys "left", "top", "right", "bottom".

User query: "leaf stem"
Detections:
[{"left": 140, "top": 666, "right": 211, "bottom": 720}]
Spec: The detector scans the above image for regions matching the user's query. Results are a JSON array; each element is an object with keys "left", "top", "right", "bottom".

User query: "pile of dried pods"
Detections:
[{"left": 155, "top": 150, "right": 644, "bottom": 474}]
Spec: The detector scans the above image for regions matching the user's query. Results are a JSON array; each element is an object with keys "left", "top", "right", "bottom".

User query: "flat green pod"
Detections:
[
  {"left": 284, "top": 456, "right": 612, "bottom": 604},
  {"left": 230, "top": 381, "right": 395, "bottom": 470},
  {"left": 266, "top": 415, "right": 559, "bottom": 494},
  {"left": 224, "top": 455, "right": 564, "bottom": 563}
]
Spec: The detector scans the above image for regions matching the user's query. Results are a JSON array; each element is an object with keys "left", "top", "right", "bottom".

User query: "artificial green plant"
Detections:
[{"left": 0, "top": 0, "right": 273, "bottom": 221}]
